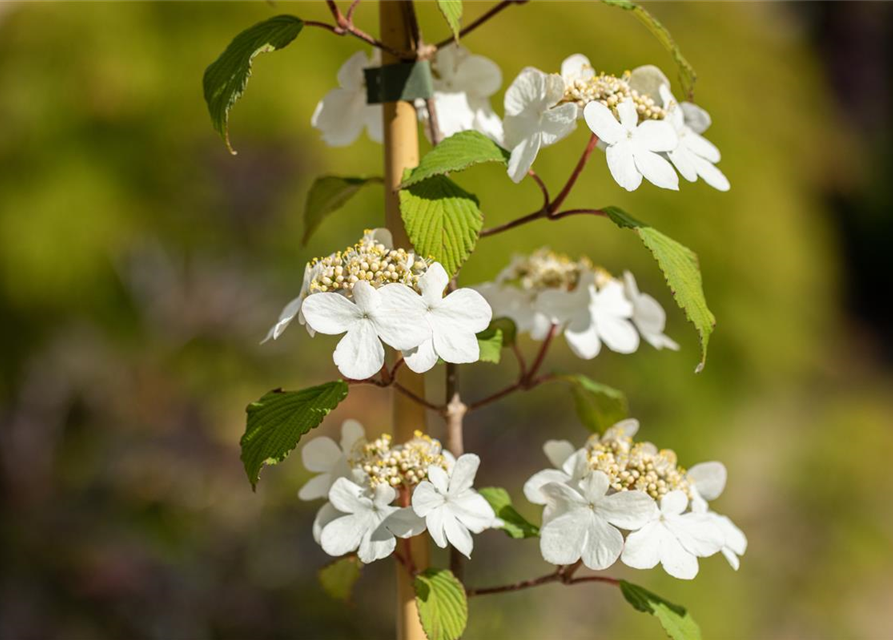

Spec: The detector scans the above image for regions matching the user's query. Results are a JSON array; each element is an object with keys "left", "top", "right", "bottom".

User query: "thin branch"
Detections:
[
  {"left": 403, "top": 0, "right": 422, "bottom": 50},
  {"left": 325, "top": 0, "right": 342, "bottom": 21},
  {"left": 345, "top": 371, "right": 445, "bottom": 414},
  {"left": 548, "top": 134, "right": 599, "bottom": 214},
  {"left": 466, "top": 564, "right": 618, "bottom": 597},
  {"left": 394, "top": 382, "right": 445, "bottom": 414},
  {"left": 425, "top": 98, "right": 444, "bottom": 146},
  {"left": 526, "top": 324, "right": 557, "bottom": 381},
  {"left": 479, "top": 209, "right": 546, "bottom": 238},
  {"left": 511, "top": 343, "right": 527, "bottom": 378},
  {"left": 345, "top": 0, "right": 362, "bottom": 22},
  {"left": 433, "top": 0, "right": 527, "bottom": 49},
  {"left": 528, "top": 169, "right": 550, "bottom": 210},
  {"left": 303, "top": 19, "right": 414, "bottom": 61}
]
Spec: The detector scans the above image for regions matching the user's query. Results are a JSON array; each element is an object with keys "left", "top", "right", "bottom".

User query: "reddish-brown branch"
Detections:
[
  {"left": 548, "top": 134, "right": 599, "bottom": 214},
  {"left": 433, "top": 0, "right": 527, "bottom": 49},
  {"left": 528, "top": 169, "right": 551, "bottom": 210},
  {"left": 346, "top": 369, "right": 445, "bottom": 414},
  {"left": 526, "top": 324, "right": 557, "bottom": 381},
  {"left": 466, "top": 564, "right": 618, "bottom": 597},
  {"left": 303, "top": 18, "right": 414, "bottom": 61}
]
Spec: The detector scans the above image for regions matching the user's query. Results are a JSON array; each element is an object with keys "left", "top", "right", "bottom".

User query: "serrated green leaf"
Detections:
[
  {"left": 620, "top": 580, "right": 702, "bottom": 640},
  {"left": 203, "top": 15, "right": 304, "bottom": 154},
  {"left": 603, "top": 206, "right": 714, "bottom": 372},
  {"left": 302, "top": 176, "right": 382, "bottom": 245},
  {"left": 436, "top": 0, "right": 463, "bottom": 40},
  {"left": 476, "top": 327, "right": 503, "bottom": 364},
  {"left": 599, "top": 0, "right": 696, "bottom": 99},
  {"left": 318, "top": 555, "right": 362, "bottom": 602},
  {"left": 478, "top": 487, "right": 540, "bottom": 539},
  {"left": 558, "top": 374, "right": 628, "bottom": 433},
  {"left": 414, "top": 568, "right": 468, "bottom": 640},
  {"left": 399, "top": 175, "right": 482, "bottom": 276},
  {"left": 401, "top": 131, "right": 510, "bottom": 188},
  {"left": 241, "top": 381, "right": 348, "bottom": 489}
]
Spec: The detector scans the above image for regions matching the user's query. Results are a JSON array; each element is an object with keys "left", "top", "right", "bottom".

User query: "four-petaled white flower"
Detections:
[
  {"left": 298, "top": 419, "right": 366, "bottom": 501},
  {"left": 537, "top": 274, "right": 639, "bottom": 360},
  {"left": 312, "top": 50, "right": 383, "bottom": 147},
  {"left": 424, "top": 44, "right": 504, "bottom": 142},
  {"left": 319, "top": 477, "right": 402, "bottom": 563},
  {"left": 502, "top": 67, "right": 577, "bottom": 183},
  {"left": 660, "top": 85, "right": 730, "bottom": 191},
  {"left": 539, "top": 472, "right": 657, "bottom": 570},
  {"left": 523, "top": 440, "right": 588, "bottom": 505},
  {"left": 688, "top": 461, "right": 747, "bottom": 570},
  {"left": 622, "top": 271, "right": 679, "bottom": 351},
  {"left": 584, "top": 97, "right": 678, "bottom": 191},
  {"left": 412, "top": 454, "right": 496, "bottom": 558},
  {"left": 621, "top": 490, "right": 723, "bottom": 579},
  {"left": 404, "top": 263, "right": 493, "bottom": 373},
  {"left": 301, "top": 280, "right": 429, "bottom": 380}
]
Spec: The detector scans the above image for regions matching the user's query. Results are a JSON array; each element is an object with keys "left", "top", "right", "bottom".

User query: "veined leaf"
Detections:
[
  {"left": 478, "top": 487, "right": 540, "bottom": 539},
  {"left": 241, "top": 381, "right": 348, "bottom": 489},
  {"left": 401, "top": 131, "right": 510, "bottom": 188},
  {"left": 303, "top": 176, "right": 382, "bottom": 245},
  {"left": 603, "top": 206, "right": 714, "bottom": 372},
  {"left": 436, "top": 0, "right": 463, "bottom": 40},
  {"left": 475, "top": 318, "right": 517, "bottom": 364},
  {"left": 203, "top": 15, "right": 304, "bottom": 154},
  {"left": 620, "top": 580, "right": 702, "bottom": 640},
  {"left": 414, "top": 569, "right": 468, "bottom": 640},
  {"left": 600, "top": 0, "right": 696, "bottom": 99},
  {"left": 558, "top": 374, "right": 628, "bottom": 433},
  {"left": 318, "top": 555, "right": 362, "bottom": 602},
  {"left": 399, "top": 175, "right": 482, "bottom": 276}
]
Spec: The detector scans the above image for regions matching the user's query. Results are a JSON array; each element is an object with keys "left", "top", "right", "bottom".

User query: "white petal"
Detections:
[
  {"left": 320, "top": 512, "right": 367, "bottom": 557},
  {"left": 633, "top": 148, "right": 679, "bottom": 191},
  {"left": 418, "top": 262, "right": 450, "bottom": 305},
  {"left": 523, "top": 469, "right": 571, "bottom": 505},
  {"left": 564, "top": 320, "right": 601, "bottom": 360},
  {"left": 669, "top": 146, "right": 699, "bottom": 183},
  {"left": 412, "top": 481, "right": 446, "bottom": 517},
  {"left": 448, "top": 454, "right": 481, "bottom": 495},
  {"left": 506, "top": 131, "right": 543, "bottom": 183},
  {"left": 313, "top": 501, "right": 343, "bottom": 544},
  {"left": 540, "top": 103, "right": 578, "bottom": 147},
  {"left": 431, "top": 91, "right": 477, "bottom": 138},
  {"left": 717, "top": 514, "right": 747, "bottom": 555},
  {"left": 434, "top": 288, "right": 493, "bottom": 333},
  {"left": 333, "top": 320, "right": 385, "bottom": 379},
  {"left": 336, "top": 50, "right": 370, "bottom": 91},
  {"left": 456, "top": 51, "right": 502, "bottom": 97},
  {"left": 426, "top": 465, "right": 450, "bottom": 494},
  {"left": 616, "top": 99, "right": 639, "bottom": 130},
  {"left": 373, "top": 284, "right": 430, "bottom": 350},
  {"left": 363, "top": 104, "right": 384, "bottom": 143},
  {"left": 621, "top": 521, "right": 664, "bottom": 570},
  {"left": 311, "top": 89, "right": 365, "bottom": 147},
  {"left": 561, "top": 54, "right": 594, "bottom": 84},
  {"left": 433, "top": 327, "right": 480, "bottom": 365},
  {"left": 684, "top": 130, "right": 721, "bottom": 163},
  {"left": 340, "top": 420, "right": 365, "bottom": 452},
  {"left": 425, "top": 505, "right": 448, "bottom": 548},
  {"left": 301, "top": 293, "right": 361, "bottom": 335},
  {"left": 602, "top": 418, "right": 640, "bottom": 441},
  {"left": 660, "top": 490, "right": 690, "bottom": 516},
  {"left": 687, "top": 462, "right": 727, "bottom": 501},
  {"left": 600, "top": 490, "right": 659, "bottom": 530},
  {"left": 262, "top": 296, "right": 303, "bottom": 343},
  {"left": 658, "top": 529, "right": 700, "bottom": 580},
  {"left": 358, "top": 527, "right": 397, "bottom": 563},
  {"left": 583, "top": 101, "right": 624, "bottom": 145},
  {"left": 372, "top": 482, "right": 397, "bottom": 508},
  {"left": 543, "top": 440, "right": 576, "bottom": 469},
  {"left": 561, "top": 449, "right": 591, "bottom": 481},
  {"left": 543, "top": 72, "right": 567, "bottom": 106},
  {"left": 721, "top": 547, "right": 741, "bottom": 571},
  {"left": 681, "top": 102, "right": 712, "bottom": 134},
  {"left": 628, "top": 65, "right": 671, "bottom": 102},
  {"left": 666, "top": 513, "right": 724, "bottom": 558},
  {"left": 606, "top": 141, "right": 643, "bottom": 192},
  {"left": 382, "top": 507, "right": 428, "bottom": 538},
  {"left": 451, "top": 492, "right": 496, "bottom": 533},
  {"left": 443, "top": 510, "right": 474, "bottom": 558},
  {"left": 404, "top": 338, "right": 439, "bottom": 373},
  {"left": 580, "top": 515, "right": 624, "bottom": 571},
  {"left": 298, "top": 473, "right": 333, "bottom": 501},
  {"left": 540, "top": 510, "right": 589, "bottom": 565},
  {"left": 597, "top": 315, "right": 640, "bottom": 354},
  {"left": 632, "top": 292, "right": 668, "bottom": 338},
  {"left": 301, "top": 436, "right": 341, "bottom": 473},
  {"left": 690, "top": 153, "right": 730, "bottom": 192},
  {"left": 579, "top": 471, "right": 610, "bottom": 502},
  {"left": 327, "top": 477, "right": 369, "bottom": 514},
  {"left": 634, "top": 120, "right": 678, "bottom": 153}
]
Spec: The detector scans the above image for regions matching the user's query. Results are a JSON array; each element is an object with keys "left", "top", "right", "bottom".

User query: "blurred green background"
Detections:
[{"left": 2, "top": 2, "right": 892, "bottom": 639}]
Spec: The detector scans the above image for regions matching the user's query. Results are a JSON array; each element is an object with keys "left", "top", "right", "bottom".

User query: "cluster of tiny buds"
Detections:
[
  {"left": 562, "top": 68, "right": 666, "bottom": 122},
  {"left": 308, "top": 231, "right": 429, "bottom": 296},
  {"left": 585, "top": 431, "right": 691, "bottom": 500},
  {"left": 499, "top": 249, "right": 594, "bottom": 292},
  {"left": 351, "top": 431, "right": 448, "bottom": 488}
]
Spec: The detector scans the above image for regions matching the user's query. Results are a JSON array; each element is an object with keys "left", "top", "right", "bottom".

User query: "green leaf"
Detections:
[
  {"left": 241, "top": 381, "right": 348, "bottom": 489},
  {"left": 303, "top": 176, "right": 382, "bottom": 245},
  {"left": 318, "top": 555, "right": 362, "bottom": 602},
  {"left": 558, "top": 374, "right": 628, "bottom": 433},
  {"left": 436, "top": 0, "right": 463, "bottom": 40},
  {"left": 603, "top": 206, "right": 714, "bottom": 372},
  {"left": 414, "top": 569, "right": 468, "bottom": 640},
  {"left": 619, "top": 580, "right": 702, "bottom": 640},
  {"left": 399, "top": 175, "right": 482, "bottom": 276},
  {"left": 475, "top": 318, "right": 517, "bottom": 364},
  {"left": 401, "top": 131, "right": 510, "bottom": 188},
  {"left": 600, "top": 0, "right": 696, "bottom": 99},
  {"left": 478, "top": 487, "right": 540, "bottom": 539},
  {"left": 203, "top": 15, "right": 304, "bottom": 154}
]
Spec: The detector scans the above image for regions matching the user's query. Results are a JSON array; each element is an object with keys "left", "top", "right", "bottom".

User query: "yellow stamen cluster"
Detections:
[
  {"left": 563, "top": 70, "right": 666, "bottom": 122},
  {"left": 351, "top": 431, "right": 448, "bottom": 488},
  {"left": 499, "top": 249, "right": 593, "bottom": 292},
  {"left": 585, "top": 431, "right": 690, "bottom": 500},
  {"left": 308, "top": 231, "right": 429, "bottom": 296}
]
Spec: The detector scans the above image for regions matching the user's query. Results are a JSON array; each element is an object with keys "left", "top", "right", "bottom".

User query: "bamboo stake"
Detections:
[{"left": 379, "top": 3, "right": 428, "bottom": 640}]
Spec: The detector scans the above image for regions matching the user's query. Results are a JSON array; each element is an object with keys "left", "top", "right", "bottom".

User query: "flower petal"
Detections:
[
  {"left": 404, "top": 338, "right": 439, "bottom": 373},
  {"left": 580, "top": 471, "right": 610, "bottom": 502},
  {"left": 564, "top": 320, "right": 601, "bottom": 360},
  {"left": 320, "top": 512, "right": 367, "bottom": 557},
  {"left": 632, "top": 148, "right": 679, "bottom": 191},
  {"left": 685, "top": 130, "right": 721, "bottom": 163},
  {"left": 687, "top": 462, "right": 727, "bottom": 501},
  {"left": 540, "top": 103, "right": 578, "bottom": 147},
  {"left": 583, "top": 101, "right": 625, "bottom": 145},
  {"left": 333, "top": 320, "right": 385, "bottom": 379},
  {"left": 451, "top": 492, "right": 496, "bottom": 533},
  {"left": 600, "top": 490, "right": 659, "bottom": 530},
  {"left": 358, "top": 527, "right": 397, "bottom": 563},
  {"left": 681, "top": 102, "right": 712, "bottom": 134},
  {"left": 456, "top": 50, "right": 503, "bottom": 97},
  {"left": 418, "top": 262, "right": 450, "bottom": 306},
  {"left": 523, "top": 469, "right": 571, "bottom": 505},
  {"left": 327, "top": 477, "right": 369, "bottom": 514},
  {"left": 621, "top": 520, "right": 664, "bottom": 570},
  {"left": 412, "top": 481, "right": 446, "bottom": 517},
  {"left": 262, "top": 296, "right": 303, "bottom": 343},
  {"left": 336, "top": 50, "right": 370, "bottom": 91},
  {"left": 311, "top": 89, "right": 365, "bottom": 147},
  {"left": 443, "top": 509, "right": 475, "bottom": 558},
  {"left": 340, "top": 419, "right": 366, "bottom": 452},
  {"left": 616, "top": 99, "right": 639, "bottom": 130},
  {"left": 561, "top": 53, "right": 594, "bottom": 84},
  {"left": 435, "top": 288, "right": 493, "bottom": 333},
  {"left": 658, "top": 528, "right": 700, "bottom": 579},
  {"left": 540, "top": 510, "right": 589, "bottom": 565},
  {"left": 448, "top": 454, "right": 480, "bottom": 496},
  {"left": 382, "top": 507, "right": 428, "bottom": 539},
  {"left": 660, "top": 490, "right": 690, "bottom": 516},
  {"left": 298, "top": 472, "right": 333, "bottom": 501},
  {"left": 504, "top": 67, "right": 547, "bottom": 117},
  {"left": 543, "top": 440, "right": 576, "bottom": 469},
  {"left": 426, "top": 465, "right": 450, "bottom": 494},
  {"left": 301, "top": 293, "right": 361, "bottom": 335},
  {"left": 425, "top": 505, "right": 448, "bottom": 548},
  {"left": 580, "top": 515, "right": 624, "bottom": 570},
  {"left": 506, "top": 130, "right": 543, "bottom": 183},
  {"left": 606, "top": 141, "right": 643, "bottom": 191},
  {"left": 666, "top": 513, "right": 724, "bottom": 558},
  {"left": 634, "top": 120, "right": 678, "bottom": 153},
  {"left": 628, "top": 65, "right": 671, "bottom": 102},
  {"left": 433, "top": 326, "right": 480, "bottom": 365},
  {"left": 313, "top": 501, "right": 343, "bottom": 544},
  {"left": 690, "top": 153, "right": 730, "bottom": 192},
  {"left": 374, "top": 284, "right": 431, "bottom": 350}
]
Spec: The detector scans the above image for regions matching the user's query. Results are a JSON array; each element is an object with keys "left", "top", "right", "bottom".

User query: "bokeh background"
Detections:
[{"left": 2, "top": 2, "right": 892, "bottom": 639}]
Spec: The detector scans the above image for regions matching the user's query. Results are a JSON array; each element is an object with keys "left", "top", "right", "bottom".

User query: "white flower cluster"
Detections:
[
  {"left": 478, "top": 249, "right": 678, "bottom": 359},
  {"left": 264, "top": 229, "right": 492, "bottom": 379},
  {"left": 525, "top": 419, "right": 747, "bottom": 579},
  {"left": 300, "top": 420, "right": 497, "bottom": 562}
]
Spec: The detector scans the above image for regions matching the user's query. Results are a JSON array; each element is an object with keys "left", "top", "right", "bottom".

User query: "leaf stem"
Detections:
[{"left": 432, "top": 0, "right": 528, "bottom": 49}]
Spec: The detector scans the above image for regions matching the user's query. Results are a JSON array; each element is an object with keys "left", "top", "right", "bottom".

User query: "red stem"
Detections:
[
  {"left": 433, "top": 0, "right": 527, "bottom": 49},
  {"left": 466, "top": 564, "right": 618, "bottom": 597}
]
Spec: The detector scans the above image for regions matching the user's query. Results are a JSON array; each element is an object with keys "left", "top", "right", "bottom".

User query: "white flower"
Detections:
[
  {"left": 319, "top": 477, "right": 401, "bottom": 563},
  {"left": 423, "top": 44, "right": 503, "bottom": 142},
  {"left": 584, "top": 97, "right": 678, "bottom": 191},
  {"left": 298, "top": 419, "right": 366, "bottom": 501},
  {"left": 412, "top": 454, "right": 496, "bottom": 558},
  {"left": 660, "top": 85, "right": 729, "bottom": 191},
  {"left": 688, "top": 462, "right": 748, "bottom": 570},
  {"left": 263, "top": 262, "right": 319, "bottom": 342},
  {"left": 312, "top": 50, "right": 383, "bottom": 147},
  {"left": 301, "top": 281, "right": 429, "bottom": 379},
  {"left": 537, "top": 273, "right": 639, "bottom": 359},
  {"left": 523, "top": 441, "right": 588, "bottom": 505},
  {"left": 622, "top": 271, "right": 679, "bottom": 351},
  {"left": 502, "top": 68, "right": 577, "bottom": 183},
  {"left": 621, "top": 490, "right": 723, "bottom": 580},
  {"left": 539, "top": 472, "right": 657, "bottom": 570},
  {"left": 403, "top": 263, "right": 493, "bottom": 373},
  {"left": 561, "top": 53, "right": 595, "bottom": 90},
  {"left": 476, "top": 283, "right": 553, "bottom": 340}
]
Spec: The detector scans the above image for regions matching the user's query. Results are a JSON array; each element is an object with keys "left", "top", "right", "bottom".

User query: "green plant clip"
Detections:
[{"left": 364, "top": 60, "right": 434, "bottom": 104}]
